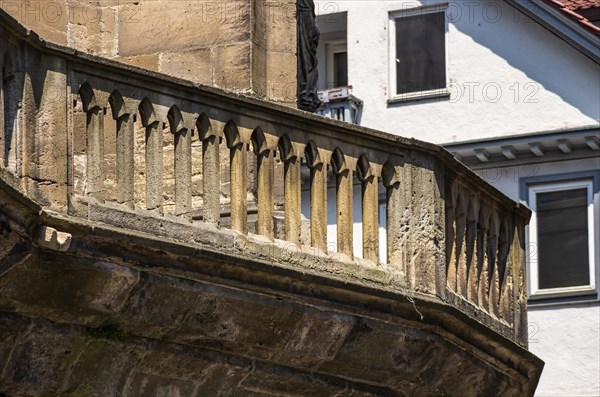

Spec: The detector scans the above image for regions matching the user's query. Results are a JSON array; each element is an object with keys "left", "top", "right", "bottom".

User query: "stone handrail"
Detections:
[{"left": 0, "top": 10, "right": 530, "bottom": 346}]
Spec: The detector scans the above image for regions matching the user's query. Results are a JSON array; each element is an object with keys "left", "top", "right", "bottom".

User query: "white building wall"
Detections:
[
  {"left": 528, "top": 303, "right": 600, "bottom": 397},
  {"left": 315, "top": 0, "right": 600, "bottom": 144},
  {"left": 477, "top": 158, "right": 600, "bottom": 396}
]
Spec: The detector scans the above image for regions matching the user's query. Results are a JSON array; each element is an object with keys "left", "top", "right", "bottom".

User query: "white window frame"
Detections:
[
  {"left": 388, "top": 3, "right": 450, "bottom": 103},
  {"left": 326, "top": 41, "right": 348, "bottom": 89},
  {"left": 527, "top": 179, "right": 597, "bottom": 299}
]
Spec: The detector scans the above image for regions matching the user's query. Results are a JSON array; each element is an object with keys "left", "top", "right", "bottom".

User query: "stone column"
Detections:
[
  {"left": 174, "top": 128, "right": 192, "bottom": 221},
  {"left": 230, "top": 142, "right": 248, "bottom": 234},
  {"left": 201, "top": 132, "right": 221, "bottom": 225},
  {"left": 309, "top": 156, "right": 327, "bottom": 251},
  {"left": 512, "top": 214, "right": 529, "bottom": 347},
  {"left": 361, "top": 172, "right": 379, "bottom": 263},
  {"left": 145, "top": 121, "right": 162, "bottom": 212},
  {"left": 284, "top": 155, "right": 301, "bottom": 244},
  {"left": 256, "top": 149, "right": 275, "bottom": 239},
  {"left": 116, "top": 114, "right": 134, "bottom": 207},
  {"left": 332, "top": 151, "right": 353, "bottom": 257},
  {"left": 86, "top": 107, "right": 105, "bottom": 202}
]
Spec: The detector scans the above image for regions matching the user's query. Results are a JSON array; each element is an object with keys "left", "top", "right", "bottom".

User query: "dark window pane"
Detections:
[
  {"left": 537, "top": 188, "right": 589, "bottom": 289},
  {"left": 395, "top": 12, "right": 445, "bottom": 94},
  {"left": 334, "top": 51, "right": 348, "bottom": 87}
]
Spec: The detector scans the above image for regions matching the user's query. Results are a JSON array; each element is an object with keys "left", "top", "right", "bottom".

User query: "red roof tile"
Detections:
[
  {"left": 545, "top": 0, "right": 600, "bottom": 34},
  {"left": 559, "top": 0, "right": 600, "bottom": 10}
]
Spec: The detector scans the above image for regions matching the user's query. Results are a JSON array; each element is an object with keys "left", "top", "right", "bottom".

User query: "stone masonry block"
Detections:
[
  {"left": 126, "top": 352, "right": 249, "bottom": 397},
  {"left": 64, "top": 340, "right": 146, "bottom": 397},
  {"left": 117, "top": 53, "right": 160, "bottom": 71},
  {"left": 275, "top": 312, "right": 353, "bottom": 368},
  {"left": 68, "top": 2, "right": 118, "bottom": 57},
  {"left": 117, "top": 1, "right": 251, "bottom": 57},
  {"left": 114, "top": 275, "right": 200, "bottom": 338},
  {"left": 317, "top": 319, "right": 433, "bottom": 384},
  {"left": 265, "top": 2, "right": 296, "bottom": 53},
  {"left": 0, "top": 254, "right": 139, "bottom": 326},
  {"left": 176, "top": 290, "right": 303, "bottom": 359},
  {"left": 239, "top": 369, "right": 342, "bottom": 396},
  {"left": 1, "top": 322, "right": 87, "bottom": 396},
  {"left": 266, "top": 51, "right": 296, "bottom": 102},
  {"left": 34, "top": 226, "right": 72, "bottom": 252},
  {"left": 252, "top": 43, "right": 267, "bottom": 98},
  {"left": 123, "top": 372, "right": 197, "bottom": 397},
  {"left": 214, "top": 43, "right": 252, "bottom": 92},
  {"left": 2, "top": 0, "right": 68, "bottom": 45},
  {"left": 160, "top": 48, "right": 213, "bottom": 86}
]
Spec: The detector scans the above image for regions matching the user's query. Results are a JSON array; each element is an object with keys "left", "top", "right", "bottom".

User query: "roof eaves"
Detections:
[
  {"left": 505, "top": 0, "right": 600, "bottom": 65},
  {"left": 545, "top": 0, "right": 600, "bottom": 34}
]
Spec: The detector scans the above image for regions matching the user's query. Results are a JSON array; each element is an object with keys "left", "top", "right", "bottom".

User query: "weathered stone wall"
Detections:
[
  {"left": 0, "top": 175, "right": 544, "bottom": 397},
  {"left": 1, "top": 0, "right": 297, "bottom": 105}
]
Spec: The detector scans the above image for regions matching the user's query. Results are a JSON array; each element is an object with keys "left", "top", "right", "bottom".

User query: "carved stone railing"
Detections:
[
  {"left": 0, "top": 10, "right": 530, "bottom": 347},
  {"left": 444, "top": 171, "right": 529, "bottom": 344}
]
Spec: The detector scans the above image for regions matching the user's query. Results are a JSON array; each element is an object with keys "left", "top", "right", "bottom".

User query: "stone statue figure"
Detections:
[{"left": 297, "top": 0, "right": 321, "bottom": 112}]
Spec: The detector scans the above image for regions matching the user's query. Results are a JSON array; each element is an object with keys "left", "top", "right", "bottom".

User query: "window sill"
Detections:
[
  {"left": 529, "top": 286, "right": 597, "bottom": 300},
  {"left": 387, "top": 88, "right": 450, "bottom": 104},
  {"left": 528, "top": 294, "right": 599, "bottom": 308}
]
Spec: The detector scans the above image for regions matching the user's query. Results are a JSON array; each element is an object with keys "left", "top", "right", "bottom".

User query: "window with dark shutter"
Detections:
[
  {"left": 527, "top": 178, "right": 597, "bottom": 298},
  {"left": 537, "top": 188, "right": 590, "bottom": 289},
  {"left": 393, "top": 10, "right": 446, "bottom": 96}
]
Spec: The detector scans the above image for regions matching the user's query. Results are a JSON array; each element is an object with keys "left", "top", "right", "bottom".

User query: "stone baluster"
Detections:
[
  {"left": 357, "top": 155, "right": 379, "bottom": 263},
  {"left": 484, "top": 215, "right": 499, "bottom": 314},
  {"left": 252, "top": 128, "right": 274, "bottom": 239},
  {"left": 198, "top": 114, "right": 220, "bottom": 225},
  {"left": 139, "top": 99, "right": 162, "bottom": 212},
  {"left": 476, "top": 210, "right": 491, "bottom": 310},
  {"left": 0, "top": 51, "right": 18, "bottom": 174},
  {"left": 499, "top": 220, "right": 514, "bottom": 323},
  {"left": 454, "top": 196, "right": 468, "bottom": 294},
  {"left": 466, "top": 200, "right": 481, "bottom": 304},
  {"left": 117, "top": 114, "right": 134, "bottom": 207},
  {"left": 22, "top": 49, "right": 37, "bottom": 185},
  {"left": 491, "top": 219, "right": 510, "bottom": 318},
  {"left": 305, "top": 141, "right": 327, "bottom": 251},
  {"left": 445, "top": 183, "right": 458, "bottom": 291},
  {"left": 513, "top": 215, "right": 528, "bottom": 346},
  {"left": 80, "top": 83, "right": 104, "bottom": 202},
  {"left": 460, "top": 205, "right": 477, "bottom": 297},
  {"left": 168, "top": 106, "right": 192, "bottom": 221},
  {"left": 279, "top": 136, "right": 301, "bottom": 244},
  {"left": 225, "top": 121, "right": 248, "bottom": 234},
  {"left": 0, "top": 48, "right": 20, "bottom": 175},
  {"left": 331, "top": 149, "right": 354, "bottom": 257},
  {"left": 109, "top": 91, "right": 134, "bottom": 208}
]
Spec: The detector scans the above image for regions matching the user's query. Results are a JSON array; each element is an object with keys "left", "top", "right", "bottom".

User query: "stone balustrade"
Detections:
[{"left": 0, "top": 9, "right": 530, "bottom": 348}]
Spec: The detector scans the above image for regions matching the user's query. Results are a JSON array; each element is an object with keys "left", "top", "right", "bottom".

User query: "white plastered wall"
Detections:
[{"left": 315, "top": 0, "right": 600, "bottom": 144}]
